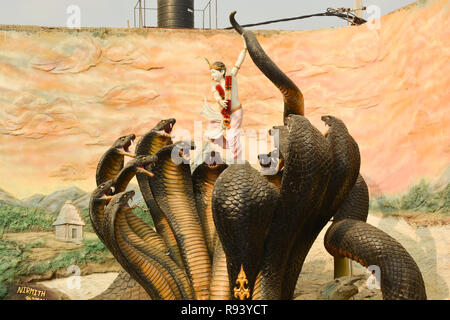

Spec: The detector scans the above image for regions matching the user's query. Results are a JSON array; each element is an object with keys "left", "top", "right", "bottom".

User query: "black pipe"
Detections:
[{"left": 223, "top": 9, "right": 366, "bottom": 30}]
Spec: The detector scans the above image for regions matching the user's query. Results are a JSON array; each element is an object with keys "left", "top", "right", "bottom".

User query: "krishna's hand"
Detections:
[{"left": 219, "top": 100, "right": 228, "bottom": 109}]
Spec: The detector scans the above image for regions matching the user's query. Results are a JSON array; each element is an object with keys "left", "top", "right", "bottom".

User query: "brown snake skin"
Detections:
[{"left": 90, "top": 12, "right": 427, "bottom": 300}]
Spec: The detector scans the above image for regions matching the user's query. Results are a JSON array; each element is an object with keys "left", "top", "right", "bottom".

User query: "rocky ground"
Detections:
[
  {"left": 37, "top": 272, "right": 119, "bottom": 300},
  {"left": 3, "top": 232, "right": 121, "bottom": 283}
]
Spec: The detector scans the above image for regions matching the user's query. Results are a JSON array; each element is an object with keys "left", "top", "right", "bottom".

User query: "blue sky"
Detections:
[{"left": 0, "top": 0, "right": 417, "bottom": 30}]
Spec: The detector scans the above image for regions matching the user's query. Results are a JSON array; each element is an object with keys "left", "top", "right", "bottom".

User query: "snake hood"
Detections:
[
  {"left": 90, "top": 179, "right": 116, "bottom": 208},
  {"left": 153, "top": 118, "right": 176, "bottom": 137},
  {"left": 106, "top": 190, "right": 135, "bottom": 212},
  {"left": 95, "top": 134, "right": 137, "bottom": 186},
  {"left": 113, "top": 155, "right": 158, "bottom": 193},
  {"left": 258, "top": 149, "right": 284, "bottom": 178},
  {"left": 89, "top": 179, "right": 118, "bottom": 244},
  {"left": 112, "top": 134, "right": 136, "bottom": 158},
  {"left": 135, "top": 118, "right": 176, "bottom": 158},
  {"left": 321, "top": 115, "right": 349, "bottom": 137}
]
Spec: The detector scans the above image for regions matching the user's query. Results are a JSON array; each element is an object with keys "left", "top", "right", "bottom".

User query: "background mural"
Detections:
[{"left": 0, "top": 0, "right": 448, "bottom": 300}]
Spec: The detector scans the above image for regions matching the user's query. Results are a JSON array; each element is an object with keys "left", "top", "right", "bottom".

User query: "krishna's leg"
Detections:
[{"left": 227, "top": 108, "right": 243, "bottom": 161}]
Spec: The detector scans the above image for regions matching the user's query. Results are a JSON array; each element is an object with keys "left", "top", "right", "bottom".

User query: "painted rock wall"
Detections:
[{"left": 0, "top": 0, "right": 448, "bottom": 199}]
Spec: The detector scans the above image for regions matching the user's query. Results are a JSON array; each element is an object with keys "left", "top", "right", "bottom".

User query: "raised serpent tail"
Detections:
[
  {"left": 324, "top": 175, "right": 427, "bottom": 300},
  {"left": 230, "top": 11, "right": 304, "bottom": 123},
  {"left": 324, "top": 219, "right": 427, "bottom": 300}
]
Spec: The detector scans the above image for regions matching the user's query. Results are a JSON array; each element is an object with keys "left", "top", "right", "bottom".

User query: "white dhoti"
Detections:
[
  {"left": 225, "top": 107, "right": 243, "bottom": 161},
  {"left": 202, "top": 100, "right": 243, "bottom": 162}
]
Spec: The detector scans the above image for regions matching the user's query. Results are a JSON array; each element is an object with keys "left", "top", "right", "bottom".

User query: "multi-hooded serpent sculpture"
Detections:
[{"left": 89, "top": 12, "right": 426, "bottom": 300}]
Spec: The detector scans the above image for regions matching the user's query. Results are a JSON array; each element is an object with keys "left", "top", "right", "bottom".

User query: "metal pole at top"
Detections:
[
  {"left": 354, "top": 0, "right": 363, "bottom": 18},
  {"left": 209, "top": 1, "right": 211, "bottom": 29},
  {"left": 215, "top": 0, "right": 218, "bottom": 28},
  {"left": 133, "top": 1, "right": 138, "bottom": 28},
  {"left": 139, "top": 0, "right": 143, "bottom": 28}
]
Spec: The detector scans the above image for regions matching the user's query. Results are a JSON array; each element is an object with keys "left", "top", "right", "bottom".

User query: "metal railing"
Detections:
[
  {"left": 133, "top": 0, "right": 218, "bottom": 29},
  {"left": 133, "top": 2, "right": 366, "bottom": 30}
]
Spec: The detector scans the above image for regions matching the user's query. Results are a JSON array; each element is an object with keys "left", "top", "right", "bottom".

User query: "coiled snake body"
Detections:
[{"left": 90, "top": 12, "right": 426, "bottom": 300}]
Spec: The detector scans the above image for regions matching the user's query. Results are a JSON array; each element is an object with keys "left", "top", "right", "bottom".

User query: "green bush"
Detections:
[
  {"left": 83, "top": 238, "right": 107, "bottom": 253},
  {"left": 79, "top": 208, "right": 94, "bottom": 233},
  {"left": 0, "top": 200, "right": 154, "bottom": 234},
  {"left": 399, "top": 179, "right": 438, "bottom": 212},
  {"left": 437, "top": 183, "right": 450, "bottom": 212},
  {"left": 0, "top": 237, "right": 28, "bottom": 300},
  {"left": 370, "top": 180, "right": 450, "bottom": 214},
  {"left": 0, "top": 204, "right": 54, "bottom": 232}
]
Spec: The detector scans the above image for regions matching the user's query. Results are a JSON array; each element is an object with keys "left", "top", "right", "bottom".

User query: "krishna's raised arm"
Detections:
[{"left": 231, "top": 35, "right": 247, "bottom": 77}]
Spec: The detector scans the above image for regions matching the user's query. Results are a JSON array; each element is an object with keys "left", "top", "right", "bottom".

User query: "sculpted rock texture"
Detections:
[
  {"left": 0, "top": 0, "right": 448, "bottom": 200},
  {"left": 89, "top": 10, "right": 427, "bottom": 300}
]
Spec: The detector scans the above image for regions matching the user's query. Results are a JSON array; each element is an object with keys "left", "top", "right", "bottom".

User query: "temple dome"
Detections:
[{"left": 52, "top": 200, "right": 85, "bottom": 226}]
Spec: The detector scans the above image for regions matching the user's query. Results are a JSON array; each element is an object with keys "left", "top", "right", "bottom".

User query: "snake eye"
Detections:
[{"left": 100, "top": 185, "right": 104, "bottom": 189}]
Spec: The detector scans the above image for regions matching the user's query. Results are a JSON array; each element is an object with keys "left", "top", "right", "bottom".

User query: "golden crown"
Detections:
[{"left": 204, "top": 58, "right": 225, "bottom": 71}]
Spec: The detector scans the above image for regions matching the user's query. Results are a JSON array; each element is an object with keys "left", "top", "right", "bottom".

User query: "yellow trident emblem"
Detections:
[{"left": 233, "top": 265, "right": 250, "bottom": 300}]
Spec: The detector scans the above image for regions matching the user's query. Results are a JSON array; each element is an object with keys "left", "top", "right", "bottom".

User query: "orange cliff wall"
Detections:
[{"left": 0, "top": 0, "right": 448, "bottom": 199}]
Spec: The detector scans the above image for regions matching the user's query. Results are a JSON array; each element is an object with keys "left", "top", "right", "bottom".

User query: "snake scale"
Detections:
[{"left": 89, "top": 12, "right": 426, "bottom": 300}]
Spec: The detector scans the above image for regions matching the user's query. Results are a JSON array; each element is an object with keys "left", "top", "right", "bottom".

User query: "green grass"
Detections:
[
  {"left": 0, "top": 236, "right": 31, "bottom": 299},
  {"left": 0, "top": 199, "right": 154, "bottom": 299},
  {"left": 370, "top": 180, "right": 450, "bottom": 214},
  {"left": 0, "top": 197, "right": 154, "bottom": 234},
  {"left": 19, "top": 238, "right": 110, "bottom": 276},
  {"left": 0, "top": 204, "right": 55, "bottom": 233},
  {"left": 79, "top": 208, "right": 94, "bottom": 233}
]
